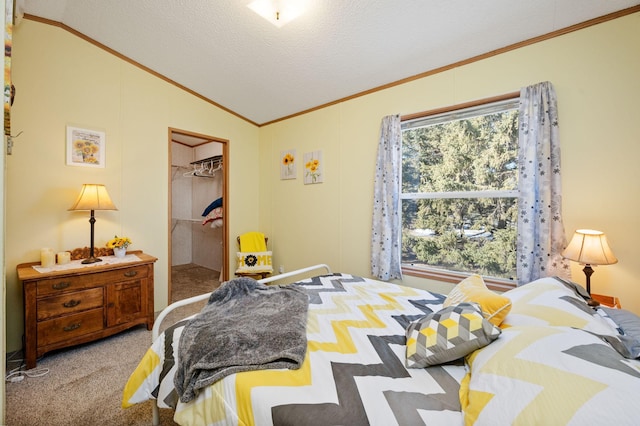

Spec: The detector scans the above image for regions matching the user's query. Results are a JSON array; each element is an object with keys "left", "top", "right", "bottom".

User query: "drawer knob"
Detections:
[
  {"left": 63, "top": 299, "right": 81, "bottom": 308},
  {"left": 52, "top": 282, "right": 71, "bottom": 290},
  {"left": 63, "top": 323, "right": 81, "bottom": 332},
  {"left": 124, "top": 270, "right": 138, "bottom": 278}
]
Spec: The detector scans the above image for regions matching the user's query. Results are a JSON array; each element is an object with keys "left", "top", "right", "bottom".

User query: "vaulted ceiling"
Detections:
[{"left": 20, "top": 0, "right": 640, "bottom": 125}]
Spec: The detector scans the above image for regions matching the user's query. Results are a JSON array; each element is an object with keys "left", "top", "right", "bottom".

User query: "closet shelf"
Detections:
[
  {"left": 191, "top": 155, "right": 222, "bottom": 166},
  {"left": 179, "top": 155, "right": 223, "bottom": 178}
]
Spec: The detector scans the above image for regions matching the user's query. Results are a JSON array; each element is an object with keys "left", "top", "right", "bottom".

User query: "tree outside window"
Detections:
[{"left": 401, "top": 99, "right": 519, "bottom": 280}]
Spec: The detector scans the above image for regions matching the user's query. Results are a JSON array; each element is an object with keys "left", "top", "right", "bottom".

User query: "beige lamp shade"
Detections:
[
  {"left": 69, "top": 184, "right": 117, "bottom": 211},
  {"left": 562, "top": 229, "right": 618, "bottom": 266}
]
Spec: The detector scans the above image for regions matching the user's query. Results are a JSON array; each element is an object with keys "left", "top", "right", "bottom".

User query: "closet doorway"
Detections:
[{"left": 169, "top": 128, "right": 228, "bottom": 303}]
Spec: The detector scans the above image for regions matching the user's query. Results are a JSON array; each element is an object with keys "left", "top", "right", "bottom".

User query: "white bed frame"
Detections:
[{"left": 150, "top": 263, "right": 333, "bottom": 425}]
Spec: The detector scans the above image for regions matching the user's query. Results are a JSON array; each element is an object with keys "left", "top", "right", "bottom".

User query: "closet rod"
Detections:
[{"left": 171, "top": 217, "right": 205, "bottom": 233}]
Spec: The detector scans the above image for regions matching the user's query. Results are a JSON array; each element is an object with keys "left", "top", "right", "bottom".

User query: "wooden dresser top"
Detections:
[{"left": 17, "top": 251, "right": 157, "bottom": 281}]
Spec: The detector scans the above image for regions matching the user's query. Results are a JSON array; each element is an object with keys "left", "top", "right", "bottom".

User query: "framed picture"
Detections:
[
  {"left": 4, "top": 0, "right": 14, "bottom": 136},
  {"left": 280, "top": 149, "right": 296, "bottom": 180},
  {"left": 304, "top": 150, "right": 323, "bottom": 184},
  {"left": 66, "top": 125, "right": 106, "bottom": 168}
]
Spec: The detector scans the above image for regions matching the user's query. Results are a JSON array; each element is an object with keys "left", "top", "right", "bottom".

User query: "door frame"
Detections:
[{"left": 168, "top": 127, "right": 229, "bottom": 300}]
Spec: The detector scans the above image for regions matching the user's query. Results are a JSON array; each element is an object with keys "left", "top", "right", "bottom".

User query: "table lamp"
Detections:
[
  {"left": 562, "top": 229, "right": 617, "bottom": 294},
  {"left": 69, "top": 184, "right": 118, "bottom": 264}
]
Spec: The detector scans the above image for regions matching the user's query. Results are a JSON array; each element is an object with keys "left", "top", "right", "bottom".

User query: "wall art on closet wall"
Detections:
[
  {"left": 66, "top": 125, "right": 106, "bottom": 168},
  {"left": 304, "top": 150, "right": 323, "bottom": 184},
  {"left": 280, "top": 149, "right": 296, "bottom": 180}
]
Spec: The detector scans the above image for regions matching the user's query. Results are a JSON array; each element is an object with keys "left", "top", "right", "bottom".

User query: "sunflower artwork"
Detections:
[
  {"left": 304, "top": 150, "right": 323, "bottom": 184},
  {"left": 280, "top": 149, "right": 296, "bottom": 180},
  {"left": 66, "top": 126, "right": 106, "bottom": 168}
]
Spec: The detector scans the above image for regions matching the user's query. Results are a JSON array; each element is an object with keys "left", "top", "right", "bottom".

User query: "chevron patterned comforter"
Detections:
[
  {"left": 123, "top": 274, "right": 640, "bottom": 425},
  {"left": 123, "top": 274, "right": 465, "bottom": 425}
]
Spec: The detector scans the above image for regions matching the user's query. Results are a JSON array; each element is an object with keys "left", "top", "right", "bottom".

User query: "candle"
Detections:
[
  {"left": 40, "top": 248, "right": 55, "bottom": 268},
  {"left": 57, "top": 251, "right": 71, "bottom": 265}
]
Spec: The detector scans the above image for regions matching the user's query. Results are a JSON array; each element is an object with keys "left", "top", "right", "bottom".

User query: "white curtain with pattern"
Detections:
[
  {"left": 516, "top": 81, "right": 571, "bottom": 284},
  {"left": 371, "top": 114, "right": 403, "bottom": 281}
]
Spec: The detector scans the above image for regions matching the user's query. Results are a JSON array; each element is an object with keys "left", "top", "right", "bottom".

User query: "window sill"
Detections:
[{"left": 402, "top": 265, "right": 516, "bottom": 292}]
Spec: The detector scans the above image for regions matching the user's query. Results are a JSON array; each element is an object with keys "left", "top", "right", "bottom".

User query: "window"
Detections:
[{"left": 401, "top": 98, "right": 519, "bottom": 283}]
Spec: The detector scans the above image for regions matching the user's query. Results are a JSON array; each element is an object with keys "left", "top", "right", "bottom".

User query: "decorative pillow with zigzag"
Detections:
[
  {"left": 405, "top": 302, "right": 501, "bottom": 368},
  {"left": 501, "top": 277, "right": 618, "bottom": 335}
]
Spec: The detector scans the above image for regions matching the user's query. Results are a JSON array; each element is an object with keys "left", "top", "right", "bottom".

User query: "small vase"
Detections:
[{"left": 113, "top": 247, "right": 127, "bottom": 258}]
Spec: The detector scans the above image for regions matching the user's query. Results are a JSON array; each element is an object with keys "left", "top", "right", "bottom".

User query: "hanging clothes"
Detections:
[{"left": 202, "top": 197, "right": 223, "bottom": 217}]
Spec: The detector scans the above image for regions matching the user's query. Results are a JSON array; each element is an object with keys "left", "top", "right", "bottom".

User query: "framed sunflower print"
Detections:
[
  {"left": 66, "top": 125, "right": 106, "bottom": 168},
  {"left": 280, "top": 149, "right": 296, "bottom": 180},
  {"left": 304, "top": 150, "right": 323, "bottom": 184}
]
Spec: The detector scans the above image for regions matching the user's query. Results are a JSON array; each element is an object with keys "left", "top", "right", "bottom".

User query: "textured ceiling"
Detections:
[{"left": 19, "top": 0, "right": 640, "bottom": 125}]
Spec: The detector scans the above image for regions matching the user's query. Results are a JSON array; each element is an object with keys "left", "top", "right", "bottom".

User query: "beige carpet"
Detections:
[{"left": 5, "top": 264, "right": 221, "bottom": 426}]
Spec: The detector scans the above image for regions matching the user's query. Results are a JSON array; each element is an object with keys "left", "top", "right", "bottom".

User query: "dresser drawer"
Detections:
[
  {"left": 36, "top": 265, "right": 149, "bottom": 297},
  {"left": 37, "top": 288, "right": 104, "bottom": 320},
  {"left": 37, "top": 308, "right": 104, "bottom": 346}
]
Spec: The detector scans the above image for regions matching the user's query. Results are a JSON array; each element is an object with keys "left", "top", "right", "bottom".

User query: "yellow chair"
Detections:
[{"left": 235, "top": 232, "right": 273, "bottom": 279}]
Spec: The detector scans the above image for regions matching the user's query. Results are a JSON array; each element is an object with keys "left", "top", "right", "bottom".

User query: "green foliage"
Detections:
[{"left": 402, "top": 109, "right": 519, "bottom": 279}]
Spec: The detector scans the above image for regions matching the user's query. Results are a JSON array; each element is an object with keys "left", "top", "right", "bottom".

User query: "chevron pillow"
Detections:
[
  {"left": 444, "top": 275, "right": 512, "bottom": 326},
  {"left": 406, "top": 302, "right": 502, "bottom": 368}
]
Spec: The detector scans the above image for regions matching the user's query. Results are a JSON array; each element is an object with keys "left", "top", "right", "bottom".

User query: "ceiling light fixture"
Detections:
[{"left": 248, "top": 0, "right": 308, "bottom": 28}]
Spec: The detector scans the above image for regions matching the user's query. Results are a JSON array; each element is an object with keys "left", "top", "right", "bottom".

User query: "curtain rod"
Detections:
[{"left": 401, "top": 91, "right": 520, "bottom": 122}]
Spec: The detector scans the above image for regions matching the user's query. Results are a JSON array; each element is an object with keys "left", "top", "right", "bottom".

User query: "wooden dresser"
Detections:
[{"left": 17, "top": 251, "right": 157, "bottom": 369}]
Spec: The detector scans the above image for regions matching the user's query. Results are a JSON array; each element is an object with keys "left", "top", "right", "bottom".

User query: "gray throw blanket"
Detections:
[{"left": 174, "top": 277, "right": 309, "bottom": 403}]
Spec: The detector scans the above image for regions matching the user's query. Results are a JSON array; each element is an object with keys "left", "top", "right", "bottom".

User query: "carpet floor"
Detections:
[{"left": 5, "top": 263, "right": 221, "bottom": 426}]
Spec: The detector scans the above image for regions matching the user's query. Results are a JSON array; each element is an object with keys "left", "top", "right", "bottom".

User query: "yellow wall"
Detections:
[
  {"left": 5, "top": 19, "right": 260, "bottom": 352},
  {"left": 260, "top": 13, "right": 640, "bottom": 308}
]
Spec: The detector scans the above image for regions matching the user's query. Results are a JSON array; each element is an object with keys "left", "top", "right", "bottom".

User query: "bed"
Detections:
[{"left": 122, "top": 264, "right": 640, "bottom": 425}]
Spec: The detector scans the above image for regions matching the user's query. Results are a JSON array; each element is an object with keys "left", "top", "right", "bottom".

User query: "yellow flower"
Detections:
[
  {"left": 306, "top": 160, "right": 319, "bottom": 171},
  {"left": 106, "top": 235, "right": 132, "bottom": 249},
  {"left": 282, "top": 153, "right": 294, "bottom": 166},
  {"left": 305, "top": 157, "right": 321, "bottom": 182},
  {"left": 74, "top": 140, "right": 85, "bottom": 150}
]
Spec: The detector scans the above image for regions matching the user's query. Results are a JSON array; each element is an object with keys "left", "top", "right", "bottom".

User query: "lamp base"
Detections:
[
  {"left": 81, "top": 256, "right": 103, "bottom": 264},
  {"left": 586, "top": 298, "right": 601, "bottom": 307},
  {"left": 583, "top": 264, "right": 594, "bottom": 294}
]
